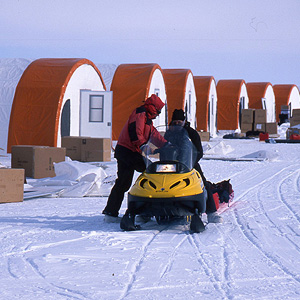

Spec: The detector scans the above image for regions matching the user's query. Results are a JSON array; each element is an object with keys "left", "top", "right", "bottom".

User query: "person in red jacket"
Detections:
[{"left": 102, "top": 94, "right": 167, "bottom": 222}]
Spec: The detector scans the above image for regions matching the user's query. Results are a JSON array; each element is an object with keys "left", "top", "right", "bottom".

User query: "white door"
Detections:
[
  {"left": 239, "top": 96, "right": 246, "bottom": 127},
  {"left": 209, "top": 94, "right": 215, "bottom": 133},
  {"left": 80, "top": 90, "right": 113, "bottom": 138}
]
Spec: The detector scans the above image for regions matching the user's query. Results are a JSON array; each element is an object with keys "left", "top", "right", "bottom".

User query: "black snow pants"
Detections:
[
  {"left": 194, "top": 162, "right": 217, "bottom": 214},
  {"left": 102, "top": 145, "right": 146, "bottom": 217}
]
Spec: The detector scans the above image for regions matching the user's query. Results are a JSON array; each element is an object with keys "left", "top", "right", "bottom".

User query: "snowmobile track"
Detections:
[
  {"left": 276, "top": 167, "right": 300, "bottom": 223},
  {"left": 188, "top": 234, "right": 231, "bottom": 300},
  {"left": 233, "top": 208, "right": 300, "bottom": 284},
  {"left": 119, "top": 224, "right": 187, "bottom": 300},
  {"left": 231, "top": 164, "right": 300, "bottom": 285}
]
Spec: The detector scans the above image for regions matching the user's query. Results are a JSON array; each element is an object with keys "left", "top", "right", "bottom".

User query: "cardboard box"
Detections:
[
  {"left": 289, "top": 109, "right": 300, "bottom": 127},
  {"left": 61, "top": 136, "right": 88, "bottom": 161},
  {"left": 198, "top": 131, "right": 210, "bottom": 142},
  {"left": 292, "top": 108, "right": 300, "bottom": 117},
  {"left": 290, "top": 117, "right": 300, "bottom": 127},
  {"left": 241, "top": 109, "right": 254, "bottom": 124},
  {"left": 11, "top": 146, "right": 66, "bottom": 179},
  {"left": 254, "top": 109, "right": 267, "bottom": 123},
  {"left": 241, "top": 123, "right": 253, "bottom": 133},
  {"left": 0, "top": 168, "right": 24, "bottom": 203},
  {"left": 265, "top": 123, "right": 278, "bottom": 135},
  {"left": 254, "top": 123, "right": 266, "bottom": 132},
  {"left": 62, "top": 137, "right": 111, "bottom": 162},
  {"left": 81, "top": 138, "right": 111, "bottom": 162}
]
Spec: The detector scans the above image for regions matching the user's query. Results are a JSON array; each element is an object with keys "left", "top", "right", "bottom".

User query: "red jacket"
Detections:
[{"left": 117, "top": 95, "right": 166, "bottom": 153}]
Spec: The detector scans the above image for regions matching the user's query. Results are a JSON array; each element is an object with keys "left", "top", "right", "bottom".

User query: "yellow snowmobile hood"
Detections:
[{"left": 129, "top": 169, "right": 204, "bottom": 199}]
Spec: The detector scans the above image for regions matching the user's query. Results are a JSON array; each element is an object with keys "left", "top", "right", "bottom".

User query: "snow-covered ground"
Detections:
[{"left": 0, "top": 131, "right": 300, "bottom": 300}]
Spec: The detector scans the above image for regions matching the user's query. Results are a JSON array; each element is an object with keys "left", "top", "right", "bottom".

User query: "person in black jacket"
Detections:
[{"left": 166, "top": 109, "right": 223, "bottom": 223}]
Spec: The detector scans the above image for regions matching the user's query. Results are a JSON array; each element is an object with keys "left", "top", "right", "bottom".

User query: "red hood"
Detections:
[
  {"left": 144, "top": 94, "right": 165, "bottom": 119},
  {"left": 145, "top": 94, "right": 164, "bottom": 110}
]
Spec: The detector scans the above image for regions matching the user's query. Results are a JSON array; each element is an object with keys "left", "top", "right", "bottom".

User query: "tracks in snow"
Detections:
[
  {"left": 119, "top": 163, "right": 300, "bottom": 298},
  {"left": 119, "top": 223, "right": 189, "bottom": 300},
  {"left": 230, "top": 163, "right": 300, "bottom": 285},
  {"left": 2, "top": 160, "right": 300, "bottom": 299}
]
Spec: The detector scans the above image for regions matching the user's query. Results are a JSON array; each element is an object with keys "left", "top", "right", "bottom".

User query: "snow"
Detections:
[{"left": 1, "top": 133, "right": 300, "bottom": 299}]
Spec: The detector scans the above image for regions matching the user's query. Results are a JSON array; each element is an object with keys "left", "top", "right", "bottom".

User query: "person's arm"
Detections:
[
  {"left": 150, "top": 127, "right": 167, "bottom": 148},
  {"left": 128, "top": 112, "right": 148, "bottom": 148},
  {"left": 188, "top": 128, "right": 203, "bottom": 160}
]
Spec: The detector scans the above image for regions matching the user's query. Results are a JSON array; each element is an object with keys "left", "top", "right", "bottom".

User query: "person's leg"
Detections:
[
  {"left": 195, "top": 162, "right": 222, "bottom": 223},
  {"left": 194, "top": 162, "right": 217, "bottom": 213},
  {"left": 102, "top": 160, "right": 134, "bottom": 217},
  {"left": 132, "top": 152, "right": 147, "bottom": 173},
  {"left": 205, "top": 184, "right": 223, "bottom": 223},
  {"left": 122, "top": 152, "right": 147, "bottom": 218},
  {"left": 205, "top": 186, "right": 217, "bottom": 213},
  {"left": 103, "top": 144, "right": 147, "bottom": 217}
]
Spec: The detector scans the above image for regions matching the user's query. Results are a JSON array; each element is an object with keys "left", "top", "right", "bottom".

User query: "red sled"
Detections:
[
  {"left": 213, "top": 193, "right": 220, "bottom": 210},
  {"left": 208, "top": 179, "right": 234, "bottom": 212},
  {"left": 290, "top": 134, "right": 300, "bottom": 140}
]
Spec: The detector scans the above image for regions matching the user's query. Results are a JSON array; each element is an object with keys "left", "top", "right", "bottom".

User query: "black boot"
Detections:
[
  {"left": 190, "top": 214, "right": 205, "bottom": 233},
  {"left": 120, "top": 212, "right": 141, "bottom": 231}
]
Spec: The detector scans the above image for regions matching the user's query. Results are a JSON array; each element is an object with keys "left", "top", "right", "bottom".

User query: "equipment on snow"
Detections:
[
  {"left": 206, "top": 179, "right": 234, "bottom": 208},
  {"left": 120, "top": 126, "right": 206, "bottom": 233}
]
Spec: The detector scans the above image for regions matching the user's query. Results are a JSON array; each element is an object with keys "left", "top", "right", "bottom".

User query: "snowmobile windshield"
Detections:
[{"left": 142, "top": 125, "right": 198, "bottom": 172}]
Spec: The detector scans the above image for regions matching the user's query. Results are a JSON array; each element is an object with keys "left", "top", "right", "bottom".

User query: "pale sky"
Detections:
[{"left": 1, "top": 0, "right": 300, "bottom": 85}]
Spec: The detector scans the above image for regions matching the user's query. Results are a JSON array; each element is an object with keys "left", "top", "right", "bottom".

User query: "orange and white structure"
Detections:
[
  {"left": 194, "top": 76, "right": 218, "bottom": 136},
  {"left": 7, "top": 58, "right": 109, "bottom": 152},
  {"left": 216, "top": 79, "right": 249, "bottom": 131},
  {"left": 110, "top": 63, "right": 167, "bottom": 140},
  {"left": 163, "top": 69, "right": 197, "bottom": 128},
  {"left": 247, "top": 82, "right": 276, "bottom": 122},
  {"left": 273, "top": 84, "right": 300, "bottom": 121}
]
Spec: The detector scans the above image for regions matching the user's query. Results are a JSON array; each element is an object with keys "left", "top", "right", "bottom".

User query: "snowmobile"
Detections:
[{"left": 120, "top": 125, "right": 207, "bottom": 233}]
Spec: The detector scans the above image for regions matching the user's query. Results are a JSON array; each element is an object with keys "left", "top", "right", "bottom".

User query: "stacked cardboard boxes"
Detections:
[
  {"left": 286, "top": 109, "right": 300, "bottom": 139},
  {"left": 81, "top": 138, "right": 111, "bottom": 162},
  {"left": 60, "top": 136, "right": 82, "bottom": 161},
  {"left": 0, "top": 168, "right": 24, "bottom": 203},
  {"left": 290, "top": 109, "right": 300, "bottom": 127},
  {"left": 241, "top": 109, "right": 277, "bottom": 135},
  {"left": 241, "top": 109, "right": 254, "bottom": 133},
  {"left": 253, "top": 109, "right": 267, "bottom": 132},
  {"left": 62, "top": 137, "right": 111, "bottom": 162},
  {"left": 11, "top": 146, "right": 66, "bottom": 179}
]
